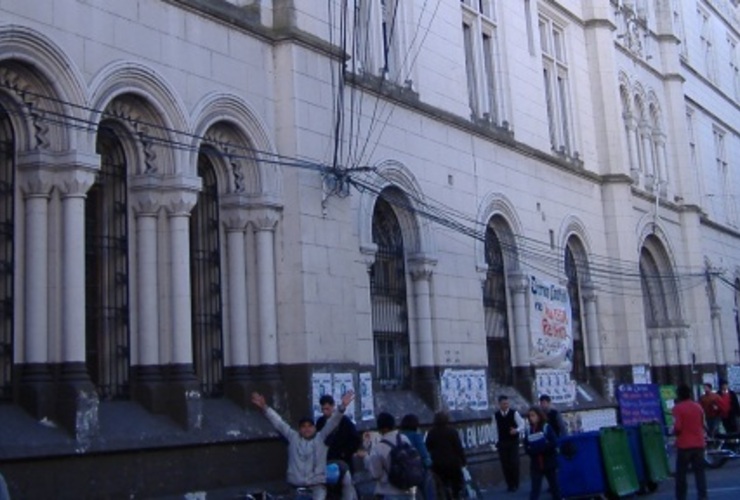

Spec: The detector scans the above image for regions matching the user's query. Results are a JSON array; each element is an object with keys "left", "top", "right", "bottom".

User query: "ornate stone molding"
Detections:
[
  {"left": 162, "top": 174, "right": 201, "bottom": 216},
  {"left": 408, "top": 254, "right": 437, "bottom": 281},
  {"left": 220, "top": 192, "right": 251, "bottom": 231},
  {"left": 247, "top": 205, "right": 281, "bottom": 232},
  {"left": 507, "top": 271, "right": 530, "bottom": 294},
  {"left": 16, "top": 151, "right": 57, "bottom": 196},
  {"left": 55, "top": 167, "right": 97, "bottom": 198}
]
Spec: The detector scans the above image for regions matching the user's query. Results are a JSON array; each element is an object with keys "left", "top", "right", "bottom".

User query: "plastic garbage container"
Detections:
[
  {"left": 639, "top": 421, "right": 671, "bottom": 483},
  {"left": 599, "top": 426, "right": 640, "bottom": 497},
  {"left": 624, "top": 425, "right": 647, "bottom": 488},
  {"left": 557, "top": 431, "right": 607, "bottom": 499}
]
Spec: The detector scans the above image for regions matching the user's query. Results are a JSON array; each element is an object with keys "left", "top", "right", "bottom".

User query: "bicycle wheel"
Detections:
[{"left": 704, "top": 443, "right": 728, "bottom": 469}]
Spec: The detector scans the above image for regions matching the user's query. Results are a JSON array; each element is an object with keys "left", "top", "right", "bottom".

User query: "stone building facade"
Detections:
[{"left": 0, "top": 0, "right": 737, "bottom": 497}]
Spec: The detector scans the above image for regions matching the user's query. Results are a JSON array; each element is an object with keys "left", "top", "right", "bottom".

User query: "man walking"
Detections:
[
  {"left": 493, "top": 395, "right": 524, "bottom": 492},
  {"left": 672, "top": 383, "right": 707, "bottom": 500},
  {"left": 539, "top": 395, "right": 567, "bottom": 438},
  {"left": 699, "top": 383, "right": 722, "bottom": 436}
]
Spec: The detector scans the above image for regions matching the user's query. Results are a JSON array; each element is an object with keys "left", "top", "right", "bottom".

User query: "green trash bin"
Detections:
[
  {"left": 599, "top": 426, "right": 640, "bottom": 497},
  {"left": 639, "top": 421, "right": 671, "bottom": 483}
]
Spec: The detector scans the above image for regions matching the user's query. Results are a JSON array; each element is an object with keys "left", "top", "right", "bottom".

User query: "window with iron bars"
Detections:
[
  {"left": 565, "top": 244, "right": 586, "bottom": 382},
  {"left": 0, "top": 110, "right": 14, "bottom": 401},
  {"left": 370, "top": 196, "right": 410, "bottom": 390},
  {"left": 85, "top": 126, "right": 131, "bottom": 400},
  {"left": 190, "top": 153, "right": 224, "bottom": 397},
  {"left": 483, "top": 225, "right": 511, "bottom": 384}
]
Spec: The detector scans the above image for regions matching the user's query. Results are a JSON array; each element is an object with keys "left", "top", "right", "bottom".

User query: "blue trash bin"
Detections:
[
  {"left": 624, "top": 425, "right": 647, "bottom": 488},
  {"left": 557, "top": 431, "right": 607, "bottom": 499}
]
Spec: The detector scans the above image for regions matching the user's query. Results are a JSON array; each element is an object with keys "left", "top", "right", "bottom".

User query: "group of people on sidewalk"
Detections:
[
  {"left": 252, "top": 382, "right": 739, "bottom": 500},
  {"left": 251, "top": 390, "right": 467, "bottom": 499}
]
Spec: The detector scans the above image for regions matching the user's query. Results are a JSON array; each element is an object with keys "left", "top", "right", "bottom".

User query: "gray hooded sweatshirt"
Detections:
[{"left": 264, "top": 406, "right": 345, "bottom": 487}]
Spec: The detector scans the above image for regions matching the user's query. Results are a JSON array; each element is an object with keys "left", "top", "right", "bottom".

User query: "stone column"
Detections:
[
  {"left": 162, "top": 175, "right": 202, "bottom": 429},
  {"left": 221, "top": 194, "right": 251, "bottom": 406},
  {"left": 640, "top": 123, "right": 656, "bottom": 188},
  {"left": 625, "top": 115, "right": 641, "bottom": 183},
  {"left": 663, "top": 330, "right": 680, "bottom": 383},
  {"left": 17, "top": 157, "right": 54, "bottom": 419},
  {"left": 710, "top": 306, "right": 725, "bottom": 365},
  {"left": 250, "top": 207, "right": 281, "bottom": 368},
  {"left": 676, "top": 329, "right": 692, "bottom": 384},
  {"left": 409, "top": 256, "right": 438, "bottom": 409},
  {"left": 649, "top": 333, "right": 665, "bottom": 383},
  {"left": 582, "top": 281, "right": 605, "bottom": 392},
  {"left": 130, "top": 176, "right": 164, "bottom": 412},
  {"left": 654, "top": 133, "right": 669, "bottom": 195},
  {"left": 508, "top": 271, "right": 534, "bottom": 399},
  {"left": 54, "top": 161, "right": 100, "bottom": 437}
]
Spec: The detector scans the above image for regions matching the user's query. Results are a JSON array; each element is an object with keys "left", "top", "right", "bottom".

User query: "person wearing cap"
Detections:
[
  {"left": 538, "top": 395, "right": 567, "bottom": 438},
  {"left": 316, "top": 394, "right": 361, "bottom": 500},
  {"left": 252, "top": 390, "right": 355, "bottom": 499}
]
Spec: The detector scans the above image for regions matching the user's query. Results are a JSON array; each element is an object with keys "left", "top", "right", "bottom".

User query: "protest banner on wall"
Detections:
[{"left": 529, "top": 274, "right": 573, "bottom": 371}]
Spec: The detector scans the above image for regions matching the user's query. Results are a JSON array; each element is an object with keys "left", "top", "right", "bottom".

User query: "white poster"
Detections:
[
  {"left": 632, "top": 365, "right": 651, "bottom": 384},
  {"left": 529, "top": 275, "right": 573, "bottom": 371},
  {"left": 728, "top": 365, "right": 740, "bottom": 392},
  {"left": 333, "top": 372, "right": 356, "bottom": 421},
  {"left": 359, "top": 372, "right": 375, "bottom": 421},
  {"left": 536, "top": 368, "right": 576, "bottom": 405},
  {"left": 312, "top": 372, "right": 333, "bottom": 419},
  {"left": 440, "top": 369, "right": 489, "bottom": 411}
]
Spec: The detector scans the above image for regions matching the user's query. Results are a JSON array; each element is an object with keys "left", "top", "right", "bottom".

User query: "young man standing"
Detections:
[
  {"left": 492, "top": 395, "right": 524, "bottom": 492},
  {"left": 672, "top": 384, "right": 707, "bottom": 500},
  {"left": 252, "top": 390, "right": 355, "bottom": 500},
  {"left": 362, "top": 412, "right": 417, "bottom": 499}
]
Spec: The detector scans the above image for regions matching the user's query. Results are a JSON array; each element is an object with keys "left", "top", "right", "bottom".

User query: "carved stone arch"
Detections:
[
  {"left": 647, "top": 91, "right": 663, "bottom": 131},
  {"left": 475, "top": 192, "right": 522, "bottom": 272},
  {"left": 88, "top": 62, "right": 189, "bottom": 175},
  {"left": 618, "top": 71, "right": 633, "bottom": 117},
  {"left": 0, "top": 25, "right": 88, "bottom": 152},
  {"left": 558, "top": 216, "right": 593, "bottom": 283},
  {"left": 190, "top": 93, "right": 281, "bottom": 203},
  {"left": 358, "top": 160, "right": 434, "bottom": 258},
  {"left": 636, "top": 217, "right": 683, "bottom": 324},
  {"left": 633, "top": 83, "right": 648, "bottom": 121}
]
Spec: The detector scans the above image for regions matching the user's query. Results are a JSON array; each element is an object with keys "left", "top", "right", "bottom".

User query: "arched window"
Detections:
[
  {"left": 565, "top": 243, "right": 587, "bottom": 382},
  {"left": 483, "top": 225, "right": 511, "bottom": 384},
  {"left": 639, "top": 248, "right": 668, "bottom": 327},
  {"left": 190, "top": 153, "right": 224, "bottom": 397},
  {"left": 0, "top": 109, "right": 14, "bottom": 401},
  {"left": 85, "top": 125, "right": 131, "bottom": 399},
  {"left": 370, "top": 195, "right": 410, "bottom": 390}
]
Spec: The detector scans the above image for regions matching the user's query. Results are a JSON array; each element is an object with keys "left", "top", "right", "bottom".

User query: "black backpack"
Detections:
[{"left": 381, "top": 433, "right": 425, "bottom": 490}]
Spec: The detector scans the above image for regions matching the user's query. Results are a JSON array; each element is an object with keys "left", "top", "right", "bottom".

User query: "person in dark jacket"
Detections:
[
  {"left": 718, "top": 380, "right": 740, "bottom": 433},
  {"left": 400, "top": 414, "right": 435, "bottom": 500},
  {"left": 539, "top": 395, "right": 567, "bottom": 437},
  {"left": 524, "top": 406, "right": 560, "bottom": 500},
  {"left": 425, "top": 411, "right": 466, "bottom": 499},
  {"left": 316, "top": 394, "right": 361, "bottom": 500}
]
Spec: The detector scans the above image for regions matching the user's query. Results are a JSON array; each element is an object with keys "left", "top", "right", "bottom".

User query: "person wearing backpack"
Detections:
[
  {"left": 363, "top": 412, "right": 420, "bottom": 499},
  {"left": 424, "top": 411, "right": 466, "bottom": 499},
  {"left": 524, "top": 406, "right": 561, "bottom": 500}
]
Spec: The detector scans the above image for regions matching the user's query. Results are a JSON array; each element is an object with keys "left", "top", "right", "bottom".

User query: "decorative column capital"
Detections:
[
  {"left": 55, "top": 167, "right": 98, "bottom": 198},
  {"left": 162, "top": 174, "right": 201, "bottom": 216},
  {"left": 359, "top": 244, "right": 378, "bottom": 270},
  {"left": 507, "top": 271, "right": 530, "bottom": 293},
  {"left": 220, "top": 192, "right": 251, "bottom": 231},
  {"left": 248, "top": 205, "right": 282, "bottom": 232},
  {"left": 581, "top": 280, "right": 598, "bottom": 302},
  {"left": 408, "top": 254, "right": 437, "bottom": 281},
  {"left": 130, "top": 174, "right": 164, "bottom": 216}
]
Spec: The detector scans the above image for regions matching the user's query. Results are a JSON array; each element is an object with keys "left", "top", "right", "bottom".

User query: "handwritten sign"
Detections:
[
  {"left": 616, "top": 384, "right": 664, "bottom": 426},
  {"left": 529, "top": 275, "right": 573, "bottom": 370}
]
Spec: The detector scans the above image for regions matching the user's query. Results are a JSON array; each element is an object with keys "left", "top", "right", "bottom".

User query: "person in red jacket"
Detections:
[{"left": 672, "top": 384, "right": 707, "bottom": 500}]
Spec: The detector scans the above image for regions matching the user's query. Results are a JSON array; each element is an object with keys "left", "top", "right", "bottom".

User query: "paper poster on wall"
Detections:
[
  {"left": 632, "top": 365, "right": 651, "bottom": 384},
  {"left": 440, "top": 369, "right": 489, "bottom": 411},
  {"left": 727, "top": 365, "right": 740, "bottom": 392},
  {"left": 312, "top": 372, "right": 333, "bottom": 419},
  {"left": 333, "top": 372, "right": 357, "bottom": 421},
  {"left": 529, "top": 275, "right": 573, "bottom": 371},
  {"left": 359, "top": 372, "right": 375, "bottom": 421},
  {"left": 536, "top": 368, "right": 576, "bottom": 405}
]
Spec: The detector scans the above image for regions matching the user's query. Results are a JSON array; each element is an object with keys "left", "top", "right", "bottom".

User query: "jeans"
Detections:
[
  {"left": 675, "top": 447, "right": 707, "bottom": 500},
  {"left": 529, "top": 467, "right": 560, "bottom": 500}
]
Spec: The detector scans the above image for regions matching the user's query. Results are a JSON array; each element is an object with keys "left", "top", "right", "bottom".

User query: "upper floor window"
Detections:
[
  {"left": 540, "top": 15, "right": 572, "bottom": 156},
  {"left": 728, "top": 35, "right": 740, "bottom": 101},
  {"left": 355, "top": 0, "right": 407, "bottom": 83},
  {"left": 698, "top": 8, "right": 717, "bottom": 82},
  {"left": 461, "top": 0, "right": 504, "bottom": 126},
  {"left": 672, "top": 0, "right": 687, "bottom": 58},
  {"left": 713, "top": 126, "right": 737, "bottom": 226}
]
